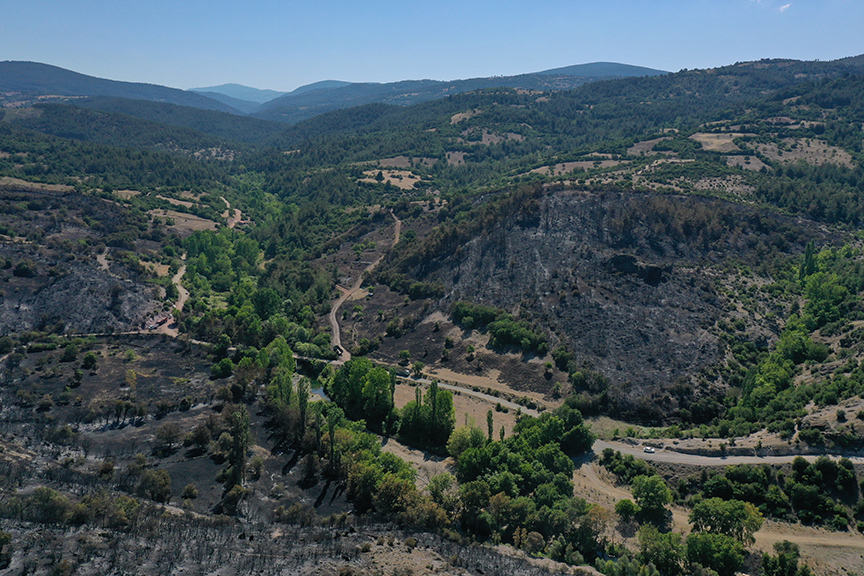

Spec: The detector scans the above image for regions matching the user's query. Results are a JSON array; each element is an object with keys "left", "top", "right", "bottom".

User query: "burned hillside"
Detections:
[
  {"left": 0, "top": 187, "right": 164, "bottom": 335},
  {"left": 382, "top": 188, "right": 833, "bottom": 421}
]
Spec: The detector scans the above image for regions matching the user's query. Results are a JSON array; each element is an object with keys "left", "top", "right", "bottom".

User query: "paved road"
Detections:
[
  {"left": 328, "top": 211, "right": 401, "bottom": 365},
  {"left": 593, "top": 439, "right": 864, "bottom": 465}
]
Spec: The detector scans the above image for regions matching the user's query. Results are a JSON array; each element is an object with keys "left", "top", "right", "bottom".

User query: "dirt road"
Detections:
[
  {"left": 402, "top": 376, "right": 539, "bottom": 417},
  {"left": 151, "top": 254, "right": 188, "bottom": 337},
  {"left": 221, "top": 196, "right": 242, "bottom": 228},
  {"left": 328, "top": 211, "right": 401, "bottom": 364}
]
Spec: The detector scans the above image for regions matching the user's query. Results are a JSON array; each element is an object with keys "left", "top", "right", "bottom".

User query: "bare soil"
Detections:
[
  {"left": 148, "top": 208, "right": 219, "bottom": 235},
  {"left": 359, "top": 168, "right": 422, "bottom": 190},
  {"left": 627, "top": 137, "right": 672, "bottom": 156},
  {"left": 450, "top": 109, "right": 481, "bottom": 124},
  {"left": 446, "top": 151, "right": 466, "bottom": 166},
  {"left": 726, "top": 154, "right": 767, "bottom": 171},
  {"left": 529, "top": 159, "right": 624, "bottom": 177},
  {"left": 689, "top": 132, "right": 752, "bottom": 153},
  {"left": 754, "top": 137, "right": 856, "bottom": 167}
]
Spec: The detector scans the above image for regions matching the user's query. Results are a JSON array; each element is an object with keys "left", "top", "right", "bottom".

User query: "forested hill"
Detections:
[
  {"left": 253, "top": 71, "right": 652, "bottom": 124},
  {"left": 0, "top": 61, "right": 240, "bottom": 113}
]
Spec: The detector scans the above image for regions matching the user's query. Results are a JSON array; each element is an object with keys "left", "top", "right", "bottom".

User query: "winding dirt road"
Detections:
[
  {"left": 150, "top": 254, "right": 188, "bottom": 337},
  {"left": 328, "top": 211, "right": 401, "bottom": 364},
  {"left": 221, "top": 196, "right": 242, "bottom": 229}
]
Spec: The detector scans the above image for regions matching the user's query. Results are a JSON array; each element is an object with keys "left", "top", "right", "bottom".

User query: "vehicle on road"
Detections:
[{"left": 643, "top": 446, "right": 656, "bottom": 453}]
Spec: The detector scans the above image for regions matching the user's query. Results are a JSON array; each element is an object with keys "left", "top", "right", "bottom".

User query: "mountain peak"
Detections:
[{"left": 538, "top": 62, "right": 668, "bottom": 77}]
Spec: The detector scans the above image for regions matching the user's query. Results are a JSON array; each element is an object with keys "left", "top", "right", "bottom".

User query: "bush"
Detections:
[
  {"left": 137, "top": 469, "right": 172, "bottom": 503},
  {"left": 60, "top": 343, "right": 78, "bottom": 363},
  {"left": 797, "top": 427, "right": 824, "bottom": 445},
  {"left": 13, "top": 260, "right": 36, "bottom": 277},
  {"left": 181, "top": 483, "right": 198, "bottom": 500},
  {"left": 211, "top": 358, "right": 234, "bottom": 379},
  {"left": 82, "top": 351, "right": 98, "bottom": 369}
]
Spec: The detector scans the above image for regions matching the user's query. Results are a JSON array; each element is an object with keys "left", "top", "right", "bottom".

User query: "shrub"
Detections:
[
  {"left": 137, "top": 469, "right": 172, "bottom": 503},
  {"left": 211, "top": 357, "right": 234, "bottom": 379}
]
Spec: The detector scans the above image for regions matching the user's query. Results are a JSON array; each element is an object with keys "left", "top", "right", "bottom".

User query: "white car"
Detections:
[{"left": 643, "top": 446, "right": 656, "bottom": 454}]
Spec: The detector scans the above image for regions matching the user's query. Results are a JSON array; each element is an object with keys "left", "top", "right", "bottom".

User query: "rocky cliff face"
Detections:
[{"left": 412, "top": 189, "right": 822, "bottom": 418}]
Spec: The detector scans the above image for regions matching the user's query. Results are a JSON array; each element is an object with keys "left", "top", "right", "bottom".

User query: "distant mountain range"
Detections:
[
  {"left": 251, "top": 63, "right": 669, "bottom": 124},
  {"left": 188, "top": 80, "right": 353, "bottom": 114},
  {"left": 0, "top": 60, "right": 667, "bottom": 124},
  {"left": 188, "top": 83, "right": 289, "bottom": 103},
  {"left": 0, "top": 61, "right": 238, "bottom": 113}
]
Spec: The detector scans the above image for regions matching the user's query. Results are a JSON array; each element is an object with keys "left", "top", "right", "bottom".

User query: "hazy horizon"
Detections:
[{"left": 2, "top": 0, "right": 862, "bottom": 92}]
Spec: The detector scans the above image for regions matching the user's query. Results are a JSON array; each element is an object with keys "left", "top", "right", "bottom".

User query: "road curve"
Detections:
[
  {"left": 328, "top": 211, "right": 401, "bottom": 364},
  {"left": 405, "top": 376, "right": 539, "bottom": 417},
  {"left": 593, "top": 439, "right": 864, "bottom": 466}
]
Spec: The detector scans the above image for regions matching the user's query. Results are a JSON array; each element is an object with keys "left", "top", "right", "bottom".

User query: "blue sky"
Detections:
[{"left": 2, "top": 0, "right": 862, "bottom": 92}]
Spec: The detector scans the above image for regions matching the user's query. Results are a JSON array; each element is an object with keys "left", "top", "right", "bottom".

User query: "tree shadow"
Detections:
[
  {"left": 314, "top": 479, "right": 331, "bottom": 508},
  {"left": 281, "top": 450, "right": 299, "bottom": 475},
  {"left": 329, "top": 483, "right": 345, "bottom": 505}
]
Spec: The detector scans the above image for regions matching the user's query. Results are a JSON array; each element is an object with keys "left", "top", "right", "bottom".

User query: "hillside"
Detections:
[
  {"left": 253, "top": 61, "right": 670, "bottom": 124},
  {"left": 538, "top": 62, "right": 667, "bottom": 77},
  {"left": 188, "top": 83, "right": 288, "bottom": 103},
  {"left": 3, "top": 54, "right": 864, "bottom": 576},
  {"left": 372, "top": 189, "right": 829, "bottom": 422},
  {"left": 0, "top": 61, "right": 239, "bottom": 114}
]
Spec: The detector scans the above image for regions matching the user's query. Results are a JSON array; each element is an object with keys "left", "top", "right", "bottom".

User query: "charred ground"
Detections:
[{"left": 371, "top": 187, "right": 836, "bottom": 423}]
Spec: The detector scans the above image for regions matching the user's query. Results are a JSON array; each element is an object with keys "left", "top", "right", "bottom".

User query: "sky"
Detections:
[{"left": 2, "top": 0, "right": 863, "bottom": 92}]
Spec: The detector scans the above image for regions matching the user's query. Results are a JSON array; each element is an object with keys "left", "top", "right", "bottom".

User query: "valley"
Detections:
[{"left": 2, "top": 54, "right": 864, "bottom": 575}]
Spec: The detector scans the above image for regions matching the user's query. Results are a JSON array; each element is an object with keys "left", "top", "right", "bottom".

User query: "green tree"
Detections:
[
  {"left": 632, "top": 474, "right": 672, "bottom": 524},
  {"left": 329, "top": 357, "right": 373, "bottom": 418},
  {"left": 799, "top": 240, "right": 817, "bottom": 280},
  {"left": 226, "top": 405, "right": 251, "bottom": 486},
  {"left": 0, "top": 530, "right": 10, "bottom": 569},
  {"left": 427, "top": 472, "right": 457, "bottom": 510},
  {"left": 763, "top": 541, "right": 813, "bottom": 576},
  {"left": 615, "top": 498, "right": 639, "bottom": 522},
  {"left": 137, "top": 469, "right": 172, "bottom": 503},
  {"left": 82, "top": 351, "right": 98, "bottom": 370},
  {"left": 363, "top": 366, "right": 394, "bottom": 430},
  {"left": 297, "top": 378, "right": 310, "bottom": 439},
  {"left": 267, "top": 367, "right": 293, "bottom": 407},
  {"left": 233, "top": 356, "right": 263, "bottom": 400},
  {"left": 686, "top": 532, "right": 744, "bottom": 576},
  {"left": 323, "top": 408, "right": 341, "bottom": 475},
  {"left": 446, "top": 425, "right": 486, "bottom": 461},
  {"left": 487, "top": 409, "right": 494, "bottom": 441},
  {"left": 212, "top": 357, "right": 234, "bottom": 379},
  {"left": 61, "top": 343, "right": 78, "bottom": 362},
  {"left": 638, "top": 524, "right": 684, "bottom": 576},
  {"left": 804, "top": 272, "right": 849, "bottom": 328},
  {"left": 412, "top": 361, "right": 424, "bottom": 377},
  {"left": 182, "top": 483, "right": 198, "bottom": 500},
  {"left": 689, "top": 497, "right": 763, "bottom": 545}
]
